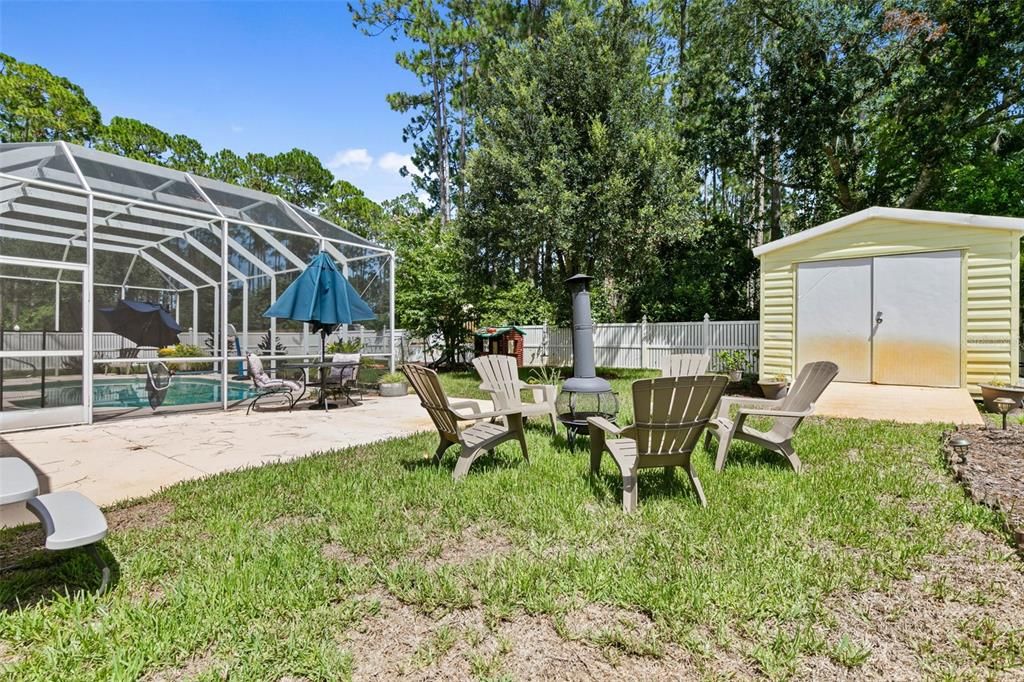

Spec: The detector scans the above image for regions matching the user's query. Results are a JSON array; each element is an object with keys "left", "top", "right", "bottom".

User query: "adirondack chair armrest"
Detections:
[
  {"left": 715, "top": 396, "right": 784, "bottom": 420},
  {"left": 449, "top": 399, "right": 482, "bottom": 415},
  {"left": 454, "top": 407, "right": 524, "bottom": 422},
  {"left": 586, "top": 416, "right": 622, "bottom": 436},
  {"left": 522, "top": 382, "right": 556, "bottom": 404},
  {"left": 734, "top": 407, "right": 814, "bottom": 432},
  {"left": 476, "top": 383, "right": 499, "bottom": 395},
  {"left": 736, "top": 407, "right": 814, "bottom": 419}
]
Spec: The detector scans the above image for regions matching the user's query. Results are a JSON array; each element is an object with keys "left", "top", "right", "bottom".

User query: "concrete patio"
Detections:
[
  {"left": 813, "top": 382, "right": 983, "bottom": 425},
  {"left": 1, "top": 394, "right": 456, "bottom": 527}
]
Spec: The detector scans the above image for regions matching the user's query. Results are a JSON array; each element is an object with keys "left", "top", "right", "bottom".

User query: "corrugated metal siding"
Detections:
[{"left": 757, "top": 217, "right": 1020, "bottom": 392}]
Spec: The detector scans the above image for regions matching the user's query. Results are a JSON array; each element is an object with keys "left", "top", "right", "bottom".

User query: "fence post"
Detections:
[
  {"left": 541, "top": 323, "right": 549, "bottom": 367},
  {"left": 640, "top": 315, "right": 649, "bottom": 369},
  {"left": 702, "top": 313, "right": 711, "bottom": 356}
]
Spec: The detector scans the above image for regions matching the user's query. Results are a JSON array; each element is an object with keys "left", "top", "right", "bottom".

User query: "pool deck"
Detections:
[{"left": 1, "top": 394, "right": 481, "bottom": 528}]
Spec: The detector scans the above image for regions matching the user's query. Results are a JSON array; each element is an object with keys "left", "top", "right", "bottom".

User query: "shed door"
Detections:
[
  {"left": 796, "top": 258, "right": 872, "bottom": 382},
  {"left": 872, "top": 251, "right": 961, "bottom": 387}
]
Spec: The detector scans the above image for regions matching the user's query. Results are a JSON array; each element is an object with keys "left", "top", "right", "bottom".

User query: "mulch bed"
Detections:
[{"left": 944, "top": 425, "right": 1024, "bottom": 550}]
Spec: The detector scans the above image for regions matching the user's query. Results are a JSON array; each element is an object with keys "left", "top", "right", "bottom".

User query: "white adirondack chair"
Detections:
[
  {"left": 661, "top": 353, "right": 711, "bottom": 377},
  {"left": 472, "top": 355, "right": 559, "bottom": 436}
]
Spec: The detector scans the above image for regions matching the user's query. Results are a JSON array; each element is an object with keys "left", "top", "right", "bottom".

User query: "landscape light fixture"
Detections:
[
  {"left": 948, "top": 436, "right": 970, "bottom": 463},
  {"left": 994, "top": 397, "right": 1015, "bottom": 430}
]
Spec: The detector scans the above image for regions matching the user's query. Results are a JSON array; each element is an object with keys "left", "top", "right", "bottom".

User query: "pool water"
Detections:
[{"left": 14, "top": 377, "right": 256, "bottom": 409}]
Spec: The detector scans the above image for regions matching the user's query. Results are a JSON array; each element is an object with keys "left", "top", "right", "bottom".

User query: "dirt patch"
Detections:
[
  {"left": 812, "top": 524, "right": 1024, "bottom": 679},
  {"left": 415, "top": 525, "right": 515, "bottom": 571},
  {"left": 337, "top": 590, "right": 703, "bottom": 680},
  {"left": 265, "top": 515, "right": 314, "bottom": 532},
  {"left": 108, "top": 499, "right": 175, "bottom": 533},
  {"left": 322, "top": 542, "right": 370, "bottom": 568},
  {"left": 944, "top": 426, "right": 1024, "bottom": 548},
  {"left": 562, "top": 603, "right": 658, "bottom": 646},
  {"left": 140, "top": 651, "right": 222, "bottom": 682}
]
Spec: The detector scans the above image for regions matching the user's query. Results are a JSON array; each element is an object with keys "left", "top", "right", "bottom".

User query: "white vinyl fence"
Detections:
[
  {"left": 2, "top": 315, "right": 758, "bottom": 373},
  {"left": 408, "top": 314, "right": 759, "bottom": 372},
  {"left": 517, "top": 315, "right": 758, "bottom": 371}
]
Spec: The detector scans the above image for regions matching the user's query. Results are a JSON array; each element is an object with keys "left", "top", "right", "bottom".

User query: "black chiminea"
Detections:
[{"left": 556, "top": 274, "right": 618, "bottom": 449}]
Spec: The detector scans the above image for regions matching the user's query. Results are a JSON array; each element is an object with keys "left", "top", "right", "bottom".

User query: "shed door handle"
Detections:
[{"left": 876, "top": 311, "right": 884, "bottom": 324}]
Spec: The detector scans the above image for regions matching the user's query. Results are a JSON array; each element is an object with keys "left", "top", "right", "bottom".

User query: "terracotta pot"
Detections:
[
  {"left": 978, "top": 384, "right": 1024, "bottom": 413},
  {"left": 379, "top": 382, "right": 408, "bottom": 397},
  {"left": 758, "top": 381, "right": 789, "bottom": 400}
]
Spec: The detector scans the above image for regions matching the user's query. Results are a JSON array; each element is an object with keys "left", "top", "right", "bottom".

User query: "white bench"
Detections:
[{"left": 1, "top": 458, "right": 110, "bottom": 592}]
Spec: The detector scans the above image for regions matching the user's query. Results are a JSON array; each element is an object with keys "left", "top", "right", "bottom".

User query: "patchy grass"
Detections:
[{"left": 0, "top": 370, "right": 1022, "bottom": 680}]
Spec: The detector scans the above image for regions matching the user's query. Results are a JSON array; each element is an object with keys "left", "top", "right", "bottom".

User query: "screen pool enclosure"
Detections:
[{"left": 0, "top": 142, "right": 396, "bottom": 431}]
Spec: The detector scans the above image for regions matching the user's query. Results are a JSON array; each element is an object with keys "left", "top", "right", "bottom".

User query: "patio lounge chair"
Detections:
[
  {"left": 145, "top": 361, "right": 171, "bottom": 411},
  {"left": 705, "top": 361, "right": 839, "bottom": 473},
  {"left": 324, "top": 353, "right": 362, "bottom": 406},
  {"left": 661, "top": 353, "right": 711, "bottom": 377},
  {"left": 245, "top": 352, "right": 303, "bottom": 415},
  {"left": 472, "top": 355, "right": 558, "bottom": 435},
  {"left": 588, "top": 374, "right": 728, "bottom": 512},
  {"left": 403, "top": 364, "right": 529, "bottom": 480},
  {"left": 1, "top": 457, "right": 111, "bottom": 593}
]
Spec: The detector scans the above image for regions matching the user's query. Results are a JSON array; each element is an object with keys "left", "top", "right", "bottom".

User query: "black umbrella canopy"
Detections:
[{"left": 100, "top": 300, "right": 183, "bottom": 348}]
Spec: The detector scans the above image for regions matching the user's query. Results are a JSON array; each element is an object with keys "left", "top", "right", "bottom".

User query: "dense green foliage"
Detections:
[
  {"left": 355, "top": 0, "right": 1024, "bottom": 330},
  {"left": 4, "top": 0, "right": 1024, "bottom": 357}
]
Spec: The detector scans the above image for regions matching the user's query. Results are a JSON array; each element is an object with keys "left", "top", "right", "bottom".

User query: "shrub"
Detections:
[
  {"left": 326, "top": 338, "right": 362, "bottom": 354},
  {"left": 158, "top": 343, "right": 212, "bottom": 372}
]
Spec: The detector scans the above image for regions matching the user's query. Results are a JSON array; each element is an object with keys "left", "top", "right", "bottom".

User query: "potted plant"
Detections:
[
  {"left": 378, "top": 371, "right": 409, "bottom": 397},
  {"left": 978, "top": 376, "right": 1024, "bottom": 413},
  {"left": 758, "top": 372, "right": 789, "bottom": 399},
  {"left": 716, "top": 350, "right": 747, "bottom": 382}
]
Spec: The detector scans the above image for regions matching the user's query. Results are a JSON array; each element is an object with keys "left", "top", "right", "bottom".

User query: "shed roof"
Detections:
[
  {"left": 474, "top": 326, "right": 526, "bottom": 338},
  {"left": 753, "top": 206, "right": 1024, "bottom": 258}
]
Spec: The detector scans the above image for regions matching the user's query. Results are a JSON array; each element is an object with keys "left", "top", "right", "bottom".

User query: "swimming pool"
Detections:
[{"left": 11, "top": 377, "right": 257, "bottom": 409}]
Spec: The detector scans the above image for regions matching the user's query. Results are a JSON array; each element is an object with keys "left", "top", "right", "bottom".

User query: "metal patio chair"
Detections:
[{"left": 245, "top": 352, "right": 304, "bottom": 415}]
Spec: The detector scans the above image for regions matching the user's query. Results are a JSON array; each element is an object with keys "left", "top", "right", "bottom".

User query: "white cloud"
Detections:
[
  {"left": 229, "top": 124, "right": 244, "bottom": 134},
  {"left": 377, "top": 151, "right": 416, "bottom": 175},
  {"left": 327, "top": 148, "right": 374, "bottom": 170}
]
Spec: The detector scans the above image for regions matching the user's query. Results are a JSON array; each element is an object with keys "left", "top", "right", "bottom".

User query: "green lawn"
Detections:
[{"left": 1, "top": 370, "right": 1022, "bottom": 680}]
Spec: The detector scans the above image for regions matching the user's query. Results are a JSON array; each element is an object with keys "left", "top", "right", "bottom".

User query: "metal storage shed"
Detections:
[{"left": 755, "top": 206, "right": 1024, "bottom": 394}]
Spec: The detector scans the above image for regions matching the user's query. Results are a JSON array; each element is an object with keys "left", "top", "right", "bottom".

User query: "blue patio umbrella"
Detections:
[{"left": 263, "top": 252, "right": 376, "bottom": 361}]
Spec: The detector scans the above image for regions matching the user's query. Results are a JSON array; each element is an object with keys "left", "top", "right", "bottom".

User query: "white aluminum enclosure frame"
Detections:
[{"left": 0, "top": 142, "right": 396, "bottom": 427}]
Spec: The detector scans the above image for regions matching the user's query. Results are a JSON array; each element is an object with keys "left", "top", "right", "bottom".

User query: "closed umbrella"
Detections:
[
  {"left": 101, "top": 300, "right": 183, "bottom": 348},
  {"left": 263, "top": 252, "right": 376, "bottom": 362}
]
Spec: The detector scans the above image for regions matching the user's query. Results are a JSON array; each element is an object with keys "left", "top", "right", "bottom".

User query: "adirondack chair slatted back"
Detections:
[
  {"left": 402, "top": 364, "right": 461, "bottom": 441},
  {"left": 660, "top": 354, "right": 711, "bottom": 378},
  {"left": 472, "top": 355, "right": 523, "bottom": 410},
  {"left": 772, "top": 361, "right": 839, "bottom": 438},
  {"left": 632, "top": 375, "right": 728, "bottom": 460}
]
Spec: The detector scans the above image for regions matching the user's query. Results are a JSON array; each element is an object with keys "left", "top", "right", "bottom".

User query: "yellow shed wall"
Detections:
[{"left": 758, "top": 217, "right": 1021, "bottom": 393}]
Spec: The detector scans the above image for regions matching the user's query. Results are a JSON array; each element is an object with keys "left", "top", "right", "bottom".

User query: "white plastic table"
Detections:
[{"left": 0, "top": 457, "right": 39, "bottom": 505}]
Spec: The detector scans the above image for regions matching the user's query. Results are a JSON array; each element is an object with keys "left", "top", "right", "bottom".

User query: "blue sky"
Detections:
[{"left": 0, "top": 0, "right": 420, "bottom": 202}]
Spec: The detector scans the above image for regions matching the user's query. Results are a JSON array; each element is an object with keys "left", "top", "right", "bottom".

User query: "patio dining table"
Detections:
[{"left": 278, "top": 360, "right": 360, "bottom": 411}]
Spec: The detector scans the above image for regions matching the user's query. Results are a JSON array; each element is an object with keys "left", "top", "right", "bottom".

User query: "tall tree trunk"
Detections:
[{"left": 430, "top": 42, "right": 450, "bottom": 225}]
